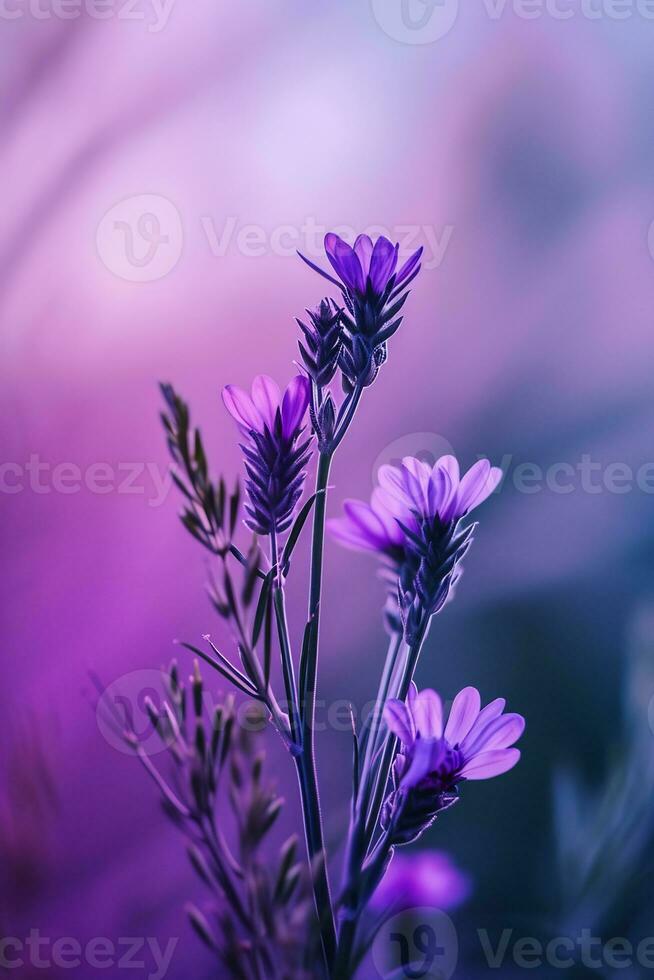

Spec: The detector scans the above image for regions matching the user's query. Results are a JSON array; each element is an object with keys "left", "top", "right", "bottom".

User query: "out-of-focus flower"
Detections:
[
  {"left": 382, "top": 684, "right": 524, "bottom": 844},
  {"left": 328, "top": 455, "right": 502, "bottom": 634},
  {"left": 222, "top": 374, "right": 312, "bottom": 535},
  {"left": 370, "top": 850, "right": 471, "bottom": 913},
  {"left": 299, "top": 233, "right": 422, "bottom": 388}
]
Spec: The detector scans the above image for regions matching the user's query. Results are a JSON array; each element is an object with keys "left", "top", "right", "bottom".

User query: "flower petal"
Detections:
[
  {"left": 369, "top": 237, "right": 399, "bottom": 293},
  {"left": 383, "top": 699, "right": 415, "bottom": 747},
  {"left": 251, "top": 375, "right": 280, "bottom": 431},
  {"left": 327, "top": 517, "right": 382, "bottom": 553},
  {"left": 412, "top": 689, "right": 443, "bottom": 739},
  {"left": 400, "top": 737, "right": 443, "bottom": 790},
  {"left": 456, "top": 461, "right": 502, "bottom": 517},
  {"left": 459, "top": 748, "right": 521, "bottom": 781},
  {"left": 444, "top": 687, "right": 481, "bottom": 745},
  {"left": 460, "top": 698, "right": 506, "bottom": 753},
  {"left": 325, "top": 233, "right": 365, "bottom": 294},
  {"left": 281, "top": 375, "right": 310, "bottom": 439},
  {"left": 297, "top": 250, "right": 342, "bottom": 289},
  {"left": 476, "top": 714, "right": 525, "bottom": 752},
  {"left": 428, "top": 465, "right": 452, "bottom": 521},
  {"left": 343, "top": 500, "right": 393, "bottom": 551},
  {"left": 371, "top": 489, "right": 405, "bottom": 545},
  {"left": 401, "top": 456, "right": 431, "bottom": 512},
  {"left": 395, "top": 246, "right": 423, "bottom": 286},
  {"left": 222, "top": 385, "right": 263, "bottom": 433},
  {"left": 378, "top": 465, "right": 413, "bottom": 508},
  {"left": 353, "top": 234, "right": 374, "bottom": 276}
]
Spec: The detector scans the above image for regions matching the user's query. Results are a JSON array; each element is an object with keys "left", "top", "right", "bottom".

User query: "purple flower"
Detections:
[
  {"left": 222, "top": 374, "right": 310, "bottom": 442},
  {"left": 314, "top": 233, "right": 422, "bottom": 301},
  {"left": 327, "top": 455, "right": 502, "bottom": 633},
  {"left": 370, "top": 850, "right": 471, "bottom": 913},
  {"left": 222, "top": 375, "right": 312, "bottom": 536},
  {"left": 382, "top": 684, "right": 525, "bottom": 844},
  {"left": 298, "top": 233, "right": 423, "bottom": 388}
]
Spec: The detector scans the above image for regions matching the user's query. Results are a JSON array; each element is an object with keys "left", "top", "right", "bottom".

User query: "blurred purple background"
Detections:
[{"left": 3, "top": 2, "right": 654, "bottom": 976}]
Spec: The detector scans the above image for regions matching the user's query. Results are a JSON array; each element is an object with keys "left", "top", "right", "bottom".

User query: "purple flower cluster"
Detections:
[
  {"left": 158, "top": 227, "right": 525, "bottom": 977},
  {"left": 222, "top": 374, "right": 311, "bottom": 535},
  {"left": 328, "top": 454, "right": 502, "bottom": 633},
  {"left": 382, "top": 684, "right": 525, "bottom": 844},
  {"left": 300, "top": 233, "right": 423, "bottom": 388}
]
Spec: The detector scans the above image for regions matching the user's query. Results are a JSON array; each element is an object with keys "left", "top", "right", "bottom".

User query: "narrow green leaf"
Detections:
[
  {"left": 280, "top": 489, "right": 326, "bottom": 576},
  {"left": 251, "top": 570, "right": 273, "bottom": 648}
]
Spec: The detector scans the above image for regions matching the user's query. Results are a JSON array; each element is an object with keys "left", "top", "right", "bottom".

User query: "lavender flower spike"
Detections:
[
  {"left": 222, "top": 374, "right": 312, "bottom": 536},
  {"left": 328, "top": 455, "right": 502, "bottom": 636},
  {"left": 382, "top": 684, "right": 525, "bottom": 844},
  {"left": 298, "top": 233, "right": 423, "bottom": 389}
]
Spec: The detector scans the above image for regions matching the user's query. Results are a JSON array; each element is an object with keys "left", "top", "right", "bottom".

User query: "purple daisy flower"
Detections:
[
  {"left": 298, "top": 233, "right": 423, "bottom": 389},
  {"left": 222, "top": 374, "right": 312, "bottom": 536},
  {"left": 327, "top": 455, "right": 502, "bottom": 633},
  {"left": 382, "top": 684, "right": 525, "bottom": 844}
]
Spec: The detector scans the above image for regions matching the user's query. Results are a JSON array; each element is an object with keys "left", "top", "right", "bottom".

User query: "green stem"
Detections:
[
  {"left": 270, "top": 531, "right": 301, "bottom": 748},
  {"left": 335, "top": 618, "right": 432, "bottom": 975},
  {"left": 297, "top": 451, "right": 337, "bottom": 972},
  {"left": 364, "top": 618, "right": 431, "bottom": 843},
  {"left": 296, "top": 385, "right": 363, "bottom": 975},
  {"left": 359, "top": 631, "right": 403, "bottom": 800}
]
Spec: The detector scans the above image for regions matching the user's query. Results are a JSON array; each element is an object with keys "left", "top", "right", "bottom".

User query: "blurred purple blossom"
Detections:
[
  {"left": 328, "top": 455, "right": 502, "bottom": 631},
  {"left": 328, "top": 456, "right": 502, "bottom": 558},
  {"left": 370, "top": 850, "right": 471, "bottom": 914}
]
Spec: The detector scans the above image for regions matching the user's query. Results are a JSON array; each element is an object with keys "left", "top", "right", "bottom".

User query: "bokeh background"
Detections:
[{"left": 3, "top": 1, "right": 654, "bottom": 976}]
